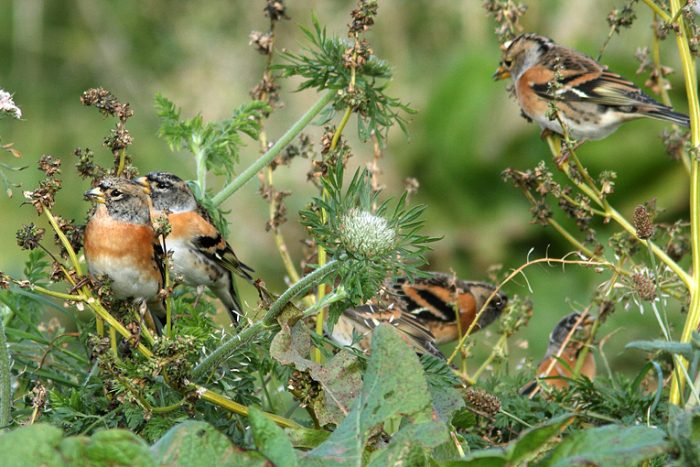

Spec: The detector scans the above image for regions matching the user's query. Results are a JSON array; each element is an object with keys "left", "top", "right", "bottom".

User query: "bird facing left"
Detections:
[{"left": 83, "top": 177, "right": 165, "bottom": 318}]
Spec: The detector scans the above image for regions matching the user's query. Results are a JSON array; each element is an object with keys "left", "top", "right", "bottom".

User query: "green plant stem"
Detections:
[
  {"left": 314, "top": 107, "right": 353, "bottom": 363},
  {"left": 194, "top": 140, "right": 207, "bottom": 193},
  {"left": 670, "top": 0, "right": 700, "bottom": 405},
  {"left": 546, "top": 137, "right": 693, "bottom": 289},
  {"left": 0, "top": 317, "right": 11, "bottom": 430},
  {"left": 471, "top": 334, "right": 507, "bottom": 380},
  {"left": 212, "top": 90, "right": 335, "bottom": 206},
  {"left": 642, "top": 0, "right": 672, "bottom": 22},
  {"left": 192, "top": 260, "right": 339, "bottom": 380},
  {"left": 198, "top": 387, "right": 301, "bottom": 429},
  {"left": 116, "top": 148, "right": 126, "bottom": 177},
  {"left": 44, "top": 208, "right": 82, "bottom": 276}
]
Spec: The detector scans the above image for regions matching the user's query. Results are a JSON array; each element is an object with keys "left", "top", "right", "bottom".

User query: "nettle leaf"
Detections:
[
  {"left": 538, "top": 424, "right": 670, "bottom": 467},
  {"left": 150, "top": 420, "right": 266, "bottom": 466},
  {"left": 301, "top": 324, "right": 448, "bottom": 466},
  {"left": 0, "top": 423, "right": 154, "bottom": 467},
  {"left": 270, "top": 321, "right": 363, "bottom": 426},
  {"left": 249, "top": 406, "right": 298, "bottom": 467}
]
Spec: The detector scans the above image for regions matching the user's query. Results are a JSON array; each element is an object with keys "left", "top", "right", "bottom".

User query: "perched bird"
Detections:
[
  {"left": 494, "top": 33, "right": 689, "bottom": 140},
  {"left": 332, "top": 304, "right": 443, "bottom": 357},
  {"left": 390, "top": 273, "right": 507, "bottom": 344},
  {"left": 84, "top": 177, "right": 165, "bottom": 318},
  {"left": 520, "top": 311, "right": 596, "bottom": 397},
  {"left": 136, "top": 172, "right": 253, "bottom": 324},
  {"left": 331, "top": 273, "right": 508, "bottom": 356}
]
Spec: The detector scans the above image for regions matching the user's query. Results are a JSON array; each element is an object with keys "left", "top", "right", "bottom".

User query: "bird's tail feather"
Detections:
[{"left": 647, "top": 105, "right": 690, "bottom": 127}]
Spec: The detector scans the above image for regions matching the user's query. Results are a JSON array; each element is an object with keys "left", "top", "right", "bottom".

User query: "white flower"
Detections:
[
  {"left": 339, "top": 208, "right": 396, "bottom": 258},
  {"left": 0, "top": 90, "right": 22, "bottom": 119}
]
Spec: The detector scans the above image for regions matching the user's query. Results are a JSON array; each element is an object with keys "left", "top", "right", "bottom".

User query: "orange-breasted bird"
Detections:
[
  {"left": 84, "top": 177, "right": 165, "bottom": 318},
  {"left": 332, "top": 273, "right": 508, "bottom": 356},
  {"left": 494, "top": 33, "right": 689, "bottom": 140},
  {"left": 520, "top": 311, "right": 596, "bottom": 397},
  {"left": 136, "top": 172, "right": 253, "bottom": 324}
]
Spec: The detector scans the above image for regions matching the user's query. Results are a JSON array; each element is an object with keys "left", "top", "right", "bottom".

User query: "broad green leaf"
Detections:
[
  {"left": 270, "top": 322, "right": 362, "bottom": 426},
  {"left": 150, "top": 420, "right": 266, "bottom": 467},
  {"left": 429, "top": 384, "right": 465, "bottom": 424},
  {"left": 509, "top": 414, "right": 573, "bottom": 463},
  {"left": 249, "top": 406, "right": 298, "bottom": 467},
  {"left": 449, "top": 414, "right": 572, "bottom": 466},
  {"left": 301, "top": 325, "right": 446, "bottom": 466},
  {"left": 286, "top": 427, "right": 331, "bottom": 450},
  {"left": 0, "top": 424, "right": 155, "bottom": 467},
  {"left": 368, "top": 422, "right": 447, "bottom": 467},
  {"left": 0, "top": 424, "right": 66, "bottom": 467},
  {"left": 667, "top": 406, "right": 700, "bottom": 467},
  {"left": 444, "top": 449, "right": 507, "bottom": 467},
  {"left": 539, "top": 424, "right": 670, "bottom": 467}
]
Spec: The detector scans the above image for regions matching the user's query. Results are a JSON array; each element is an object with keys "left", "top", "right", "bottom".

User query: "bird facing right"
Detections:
[{"left": 494, "top": 33, "right": 689, "bottom": 141}]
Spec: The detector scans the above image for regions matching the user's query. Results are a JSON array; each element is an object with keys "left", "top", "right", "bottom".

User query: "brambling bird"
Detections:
[
  {"left": 520, "top": 311, "right": 596, "bottom": 397},
  {"left": 331, "top": 273, "right": 507, "bottom": 357},
  {"left": 84, "top": 177, "right": 165, "bottom": 315},
  {"left": 390, "top": 273, "right": 507, "bottom": 344},
  {"left": 332, "top": 304, "right": 443, "bottom": 357},
  {"left": 494, "top": 33, "right": 689, "bottom": 140},
  {"left": 136, "top": 172, "right": 253, "bottom": 324}
]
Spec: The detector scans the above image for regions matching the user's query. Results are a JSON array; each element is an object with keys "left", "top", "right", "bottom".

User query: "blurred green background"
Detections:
[{"left": 0, "top": 0, "right": 691, "bottom": 375}]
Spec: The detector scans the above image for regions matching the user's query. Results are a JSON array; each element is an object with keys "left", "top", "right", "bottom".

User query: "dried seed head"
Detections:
[
  {"left": 633, "top": 272, "right": 656, "bottom": 302},
  {"left": 249, "top": 31, "right": 274, "bottom": 54},
  {"left": 463, "top": 387, "right": 501, "bottom": 417},
  {"left": 633, "top": 205, "right": 655, "bottom": 239},
  {"left": 264, "top": 0, "right": 287, "bottom": 22},
  {"left": 16, "top": 223, "right": 45, "bottom": 250}
]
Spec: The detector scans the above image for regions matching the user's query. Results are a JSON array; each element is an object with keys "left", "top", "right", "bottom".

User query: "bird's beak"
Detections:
[
  {"left": 493, "top": 65, "right": 510, "bottom": 81},
  {"left": 84, "top": 186, "right": 106, "bottom": 204},
  {"left": 134, "top": 176, "right": 151, "bottom": 195}
]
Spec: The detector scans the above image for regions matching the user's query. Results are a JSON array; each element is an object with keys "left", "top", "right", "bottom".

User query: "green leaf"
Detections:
[
  {"left": 539, "top": 424, "right": 670, "bottom": 467},
  {"left": 65, "top": 429, "right": 155, "bottom": 466},
  {"left": 626, "top": 340, "right": 696, "bottom": 358},
  {"left": 150, "top": 420, "right": 266, "bottom": 467},
  {"left": 249, "top": 406, "right": 298, "bottom": 467},
  {"left": 0, "top": 424, "right": 155, "bottom": 467},
  {"left": 270, "top": 322, "right": 363, "bottom": 427},
  {"left": 444, "top": 449, "right": 507, "bottom": 467},
  {"left": 368, "top": 422, "right": 447, "bottom": 467},
  {"left": 451, "top": 415, "right": 573, "bottom": 466},
  {"left": 667, "top": 406, "right": 700, "bottom": 467},
  {"left": 0, "top": 424, "right": 66, "bottom": 467},
  {"left": 301, "top": 324, "right": 448, "bottom": 466},
  {"left": 286, "top": 427, "right": 331, "bottom": 450}
]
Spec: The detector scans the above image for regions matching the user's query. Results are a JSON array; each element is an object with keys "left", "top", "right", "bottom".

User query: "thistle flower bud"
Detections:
[{"left": 338, "top": 208, "right": 396, "bottom": 259}]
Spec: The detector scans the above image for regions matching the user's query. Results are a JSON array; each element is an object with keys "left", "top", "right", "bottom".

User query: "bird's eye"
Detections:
[
  {"left": 110, "top": 189, "right": 122, "bottom": 198},
  {"left": 157, "top": 182, "right": 168, "bottom": 189},
  {"left": 504, "top": 59, "right": 513, "bottom": 68}
]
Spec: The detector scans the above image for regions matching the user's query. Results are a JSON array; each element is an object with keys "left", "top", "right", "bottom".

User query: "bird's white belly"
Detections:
[
  {"left": 88, "top": 257, "right": 159, "bottom": 299},
  {"left": 532, "top": 109, "right": 621, "bottom": 141},
  {"left": 167, "top": 239, "right": 223, "bottom": 287}
]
